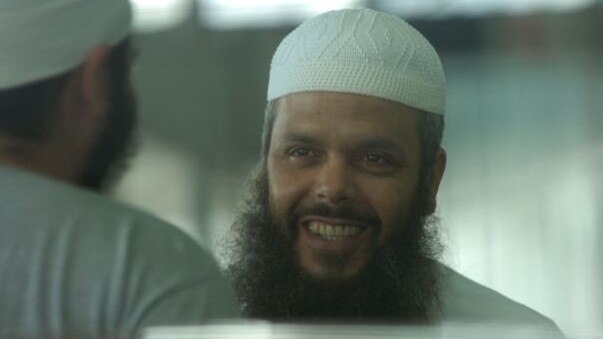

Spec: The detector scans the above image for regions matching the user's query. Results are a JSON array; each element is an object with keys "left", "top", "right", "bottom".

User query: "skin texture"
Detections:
[{"left": 267, "top": 91, "right": 445, "bottom": 283}]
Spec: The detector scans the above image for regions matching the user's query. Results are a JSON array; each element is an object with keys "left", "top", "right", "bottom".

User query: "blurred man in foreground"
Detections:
[
  {"left": 0, "top": 1, "right": 238, "bottom": 338},
  {"left": 227, "top": 8, "right": 561, "bottom": 331}
]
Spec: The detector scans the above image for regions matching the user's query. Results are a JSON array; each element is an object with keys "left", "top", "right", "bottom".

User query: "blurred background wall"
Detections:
[{"left": 112, "top": 0, "right": 603, "bottom": 336}]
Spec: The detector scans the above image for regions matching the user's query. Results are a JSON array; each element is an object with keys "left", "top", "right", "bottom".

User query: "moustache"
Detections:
[{"left": 289, "top": 203, "right": 382, "bottom": 233}]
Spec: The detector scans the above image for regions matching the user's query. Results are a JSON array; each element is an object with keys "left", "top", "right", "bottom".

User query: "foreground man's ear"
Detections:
[
  {"left": 61, "top": 44, "right": 112, "bottom": 128},
  {"left": 425, "top": 148, "right": 447, "bottom": 215},
  {"left": 47, "top": 44, "right": 113, "bottom": 183},
  {"left": 80, "top": 44, "right": 112, "bottom": 121}
]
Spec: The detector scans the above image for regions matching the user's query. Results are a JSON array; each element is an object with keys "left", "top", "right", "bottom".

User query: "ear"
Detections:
[
  {"left": 424, "top": 147, "right": 447, "bottom": 215},
  {"left": 78, "top": 44, "right": 111, "bottom": 121}
]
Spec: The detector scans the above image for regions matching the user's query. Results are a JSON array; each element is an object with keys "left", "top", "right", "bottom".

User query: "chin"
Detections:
[{"left": 300, "top": 258, "right": 365, "bottom": 285}]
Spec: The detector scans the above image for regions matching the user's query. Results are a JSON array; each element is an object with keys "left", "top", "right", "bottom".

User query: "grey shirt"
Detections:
[{"left": 0, "top": 166, "right": 240, "bottom": 339}]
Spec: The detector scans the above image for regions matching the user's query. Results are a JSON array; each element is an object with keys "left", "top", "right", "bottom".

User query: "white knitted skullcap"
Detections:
[
  {"left": 268, "top": 8, "right": 446, "bottom": 115},
  {"left": 0, "top": 0, "right": 132, "bottom": 90}
]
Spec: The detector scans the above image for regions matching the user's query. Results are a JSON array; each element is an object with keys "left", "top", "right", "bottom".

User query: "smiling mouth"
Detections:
[{"left": 307, "top": 220, "right": 365, "bottom": 241}]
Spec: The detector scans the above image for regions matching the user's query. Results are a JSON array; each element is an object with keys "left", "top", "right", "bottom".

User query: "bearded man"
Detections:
[
  {"left": 0, "top": 1, "right": 238, "bottom": 338},
  {"left": 227, "top": 8, "right": 562, "bottom": 331}
]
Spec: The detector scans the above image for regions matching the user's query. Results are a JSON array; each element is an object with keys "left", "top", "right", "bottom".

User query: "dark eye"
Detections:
[
  {"left": 289, "top": 148, "right": 313, "bottom": 158},
  {"left": 363, "top": 153, "right": 390, "bottom": 165}
]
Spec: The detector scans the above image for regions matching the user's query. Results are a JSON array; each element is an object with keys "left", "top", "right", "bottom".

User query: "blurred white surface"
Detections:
[
  {"left": 130, "top": 0, "right": 193, "bottom": 32},
  {"left": 197, "top": 0, "right": 364, "bottom": 29},
  {"left": 196, "top": 0, "right": 601, "bottom": 30},
  {"left": 378, "top": 0, "right": 599, "bottom": 18},
  {"left": 144, "top": 322, "right": 567, "bottom": 339}
]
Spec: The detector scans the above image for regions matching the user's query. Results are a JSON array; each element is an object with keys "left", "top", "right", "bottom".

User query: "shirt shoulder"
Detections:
[
  {"left": 0, "top": 166, "right": 204, "bottom": 257},
  {"left": 437, "top": 262, "right": 559, "bottom": 330},
  {"left": 0, "top": 167, "right": 240, "bottom": 337},
  {"left": 1, "top": 165, "right": 235, "bottom": 291}
]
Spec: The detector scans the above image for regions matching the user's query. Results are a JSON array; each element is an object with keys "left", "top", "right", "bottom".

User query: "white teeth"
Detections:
[{"left": 307, "top": 221, "right": 362, "bottom": 241}]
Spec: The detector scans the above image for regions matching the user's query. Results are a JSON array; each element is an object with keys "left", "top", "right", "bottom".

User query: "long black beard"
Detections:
[{"left": 224, "top": 164, "right": 444, "bottom": 323}]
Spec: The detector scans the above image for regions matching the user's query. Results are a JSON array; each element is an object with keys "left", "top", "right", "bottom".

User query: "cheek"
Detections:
[
  {"left": 267, "top": 163, "right": 305, "bottom": 224},
  {"left": 363, "top": 181, "right": 418, "bottom": 244},
  {"left": 267, "top": 176, "right": 286, "bottom": 223}
]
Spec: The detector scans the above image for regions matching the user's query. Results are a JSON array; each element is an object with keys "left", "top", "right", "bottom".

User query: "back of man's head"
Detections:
[{"left": 0, "top": 0, "right": 135, "bottom": 189}]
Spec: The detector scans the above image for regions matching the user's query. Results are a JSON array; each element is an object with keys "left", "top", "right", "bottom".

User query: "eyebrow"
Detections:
[
  {"left": 355, "top": 137, "right": 402, "bottom": 151},
  {"left": 281, "top": 133, "right": 405, "bottom": 154},
  {"left": 281, "top": 133, "right": 320, "bottom": 145}
]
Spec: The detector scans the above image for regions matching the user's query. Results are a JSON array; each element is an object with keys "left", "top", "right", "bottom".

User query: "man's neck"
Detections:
[{"left": 0, "top": 137, "right": 80, "bottom": 185}]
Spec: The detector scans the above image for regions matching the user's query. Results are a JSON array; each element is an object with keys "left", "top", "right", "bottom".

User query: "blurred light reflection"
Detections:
[
  {"left": 130, "top": 0, "right": 193, "bottom": 33},
  {"left": 197, "top": 0, "right": 364, "bottom": 29},
  {"left": 377, "top": 0, "right": 599, "bottom": 18}
]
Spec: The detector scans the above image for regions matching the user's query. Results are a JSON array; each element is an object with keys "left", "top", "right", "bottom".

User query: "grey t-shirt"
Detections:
[{"left": 0, "top": 166, "right": 240, "bottom": 339}]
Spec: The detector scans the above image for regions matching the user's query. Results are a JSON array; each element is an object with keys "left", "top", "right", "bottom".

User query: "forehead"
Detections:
[{"left": 272, "top": 92, "right": 421, "bottom": 148}]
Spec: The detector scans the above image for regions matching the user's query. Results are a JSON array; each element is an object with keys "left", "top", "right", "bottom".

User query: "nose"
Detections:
[{"left": 313, "top": 156, "right": 356, "bottom": 206}]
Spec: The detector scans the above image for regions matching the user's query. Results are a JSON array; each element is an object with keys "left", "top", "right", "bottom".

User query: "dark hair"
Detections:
[
  {"left": 0, "top": 39, "right": 131, "bottom": 141},
  {"left": 260, "top": 99, "right": 445, "bottom": 168}
]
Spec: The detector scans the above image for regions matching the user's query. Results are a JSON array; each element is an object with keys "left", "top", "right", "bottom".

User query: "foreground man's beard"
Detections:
[{"left": 225, "top": 163, "right": 444, "bottom": 322}]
